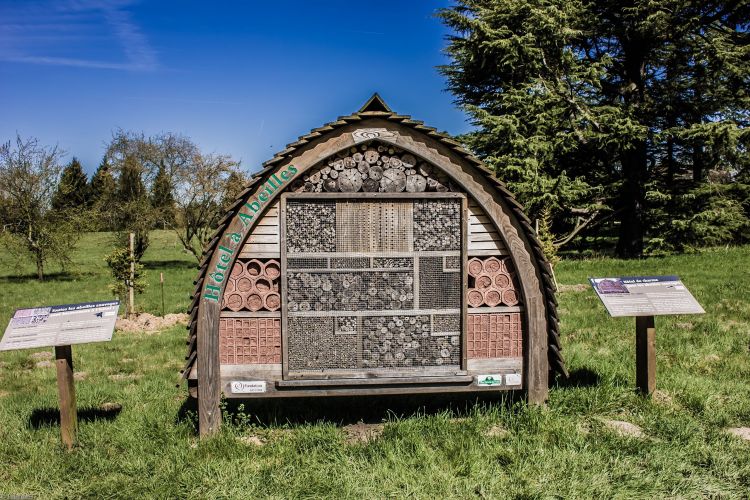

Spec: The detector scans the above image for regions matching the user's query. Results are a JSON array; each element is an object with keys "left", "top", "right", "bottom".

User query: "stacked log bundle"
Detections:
[
  {"left": 222, "top": 259, "right": 281, "bottom": 312},
  {"left": 287, "top": 271, "right": 414, "bottom": 312},
  {"left": 291, "top": 143, "right": 455, "bottom": 194},
  {"left": 466, "top": 256, "right": 520, "bottom": 307},
  {"left": 413, "top": 200, "right": 461, "bottom": 251},
  {"left": 361, "top": 315, "right": 460, "bottom": 368}
]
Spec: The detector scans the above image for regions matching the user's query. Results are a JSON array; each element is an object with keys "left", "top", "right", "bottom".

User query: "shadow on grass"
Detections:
[
  {"left": 554, "top": 367, "right": 602, "bottom": 388},
  {"left": 177, "top": 391, "right": 526, "bottom": 431},
  {"left": 28, "top": 405, "right": 122, "bottom": 429},
  {"left": 0, "top": 271, "right": 99, "bottom": 284},
  {"left": 141, "top": 260, "right": 197, "bottom": 271}
]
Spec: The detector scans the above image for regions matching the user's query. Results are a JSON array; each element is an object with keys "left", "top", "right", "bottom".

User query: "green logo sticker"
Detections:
[{"left": 477, "top": 374, "right": 503, "bottom": 386}]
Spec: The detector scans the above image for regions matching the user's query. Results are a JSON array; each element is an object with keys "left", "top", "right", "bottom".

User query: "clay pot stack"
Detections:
[
  {"left": 222, "top": 259, "right": 281, "bottom": 312},
  {"left": 466, "top": 256, "right": 519, "bottom": 307}
]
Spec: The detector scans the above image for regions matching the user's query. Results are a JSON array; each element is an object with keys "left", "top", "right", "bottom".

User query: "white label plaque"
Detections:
[
  {"left": 0, "top": 301, "right": 120, "bottom": 351},
  {"left": 589, "top": 276, "right": 704, "bottom": 317},
  {"left": 230, "top": 381, "right": 267, "bottom": 394}
]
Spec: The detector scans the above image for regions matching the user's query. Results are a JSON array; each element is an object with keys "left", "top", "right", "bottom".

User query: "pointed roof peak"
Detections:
[{"left": 358, "top": 93, "right": 392, "bottom": 113}]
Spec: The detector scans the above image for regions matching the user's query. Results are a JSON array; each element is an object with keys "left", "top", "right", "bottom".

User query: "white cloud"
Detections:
[{"left": 0, "top": 0, "right": 157, "bottom": 71}]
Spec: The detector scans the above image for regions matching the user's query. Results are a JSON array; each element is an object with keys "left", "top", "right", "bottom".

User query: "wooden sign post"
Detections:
[
  {"left": 635, "top": 315, "right": 656, "bottom": 395},
  {"left": 0, "top": 301, "right": 119, "bottom": 450},
  {"left": 590, "top": 276, "right": 704, "bottom": 396},
  {"left": 55, "top": 345, "right": 78, "bottom": 449}
]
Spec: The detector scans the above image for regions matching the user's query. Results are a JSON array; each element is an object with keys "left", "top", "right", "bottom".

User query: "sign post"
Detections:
[
  {"left": 0, "top": 300, "right": 119, "bottom": 450},
  {"left": 590, "top": 276, "right": 704, "bottom": 396}
]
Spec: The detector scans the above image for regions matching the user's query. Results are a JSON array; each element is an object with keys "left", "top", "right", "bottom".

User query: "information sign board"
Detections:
[
  {"left": 589, "top": 276, "right": 704, "bottom": 318},
  {"left": 0, "top": 301, "right": 120, "bottom": 351}
]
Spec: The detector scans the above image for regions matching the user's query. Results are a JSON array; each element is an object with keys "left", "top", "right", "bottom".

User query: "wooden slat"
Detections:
[
  {"left": 251, "top": 225, "right": 279, "bottom": 235},
  {"left": 469, "top": 221, "right": 497, "bottom": 233},
  {"left": 247, "top": 234, "right": 279, "bottom": 244},
  {"left": 468, "top": 240, "right": 504, "bottom": 250},
  {"left": 242, "top": 243, "right": 280, "bottom": 254},
  {"left": 469, "top": 214, "right": 491, "bottom": 224},
  {"left": 257, "top": 216, "right": 279, "bottom": 226},
  {"left": 469, "top": 233, "right": 502, "bottom": 242}
]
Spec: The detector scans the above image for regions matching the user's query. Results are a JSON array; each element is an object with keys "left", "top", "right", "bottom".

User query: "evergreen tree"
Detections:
[
  {"left": 52, "top": 157, "right": 89, "bottom": 211},
  {"left": 115, "top": 155, "right": 151, "bottom": 259},
  {"left": 151, "top": 163, "right": 175, "bottom": 227},
  {"left": 440, "top": 0, "right": 749, "bottom": 257},
  {"left": 90, "top": 156, "right": 116, "bottom": 208}
]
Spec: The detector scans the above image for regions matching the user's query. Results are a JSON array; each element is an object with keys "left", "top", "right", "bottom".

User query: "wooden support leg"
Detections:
[
  {"left": 55, "top": 345, "right": 78, "bottom": 450},
  {"left": 635, "top": 316, "right": 656, "bottom": 395}
]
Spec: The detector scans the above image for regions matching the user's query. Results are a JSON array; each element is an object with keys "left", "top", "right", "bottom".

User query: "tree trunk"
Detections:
[
  {"left": 36, "top": 251, "right": 44, "bottom": 281},
  {"left": 616, "top": 140, "right": 647, "bottom": 258},
  {"left": 616, "top": 35, "right": 648, "bottom": 258}
]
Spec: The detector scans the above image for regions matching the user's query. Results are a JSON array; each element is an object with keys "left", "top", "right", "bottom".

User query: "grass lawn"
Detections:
[{"left": 0, "top": 232, "right": 748, "bottom": 498}]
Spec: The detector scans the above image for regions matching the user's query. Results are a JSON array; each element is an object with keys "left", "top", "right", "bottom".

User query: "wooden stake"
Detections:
[
  {"left": 635, "top": 316, "right": 656, "bottom": 395},
  {"left": 160, "top": 272, "right": 165, "bottom": 317},
  {"left": 55, "top": 345, "right": 77, "bottom": 450},
  {"left": 129, "top": 232, "right": 135, "bottom": 318}
]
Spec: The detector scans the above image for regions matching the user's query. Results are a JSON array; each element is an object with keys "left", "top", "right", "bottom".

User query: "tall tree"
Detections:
[
  {"left": 114, "top": 155, "right": 152, "bottom": 259},
  {"left": 440, "top": 0, "right": 749, "bottom": 257},
  {"left": 0, "top": 135, "right": 84, "bottom": 280},
  {"left": 90, "top": 156, "right": 116, "bottom": 208},
  {"left": 151, "top": 163, "right": 176, "bottom": 228},
  {"left": 52, "top": 157, "right": 89, "bottom": 211}
]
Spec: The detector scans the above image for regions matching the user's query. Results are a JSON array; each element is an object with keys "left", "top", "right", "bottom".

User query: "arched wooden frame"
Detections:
[{"left": 196, "top": 119, "right": 549, "bottom": 436}]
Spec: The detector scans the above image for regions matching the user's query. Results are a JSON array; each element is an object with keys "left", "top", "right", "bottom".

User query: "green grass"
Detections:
[{"left": 1, "top": 234, "right": 749, "bottom": 498}]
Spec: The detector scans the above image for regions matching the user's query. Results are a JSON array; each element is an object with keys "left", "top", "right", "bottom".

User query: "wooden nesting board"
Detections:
[
  {"left": 240, "top": 202, "right": 280, "bottom": 258},
  {"left": 468, "top": 200, "right": 507, "bottom": 255}
]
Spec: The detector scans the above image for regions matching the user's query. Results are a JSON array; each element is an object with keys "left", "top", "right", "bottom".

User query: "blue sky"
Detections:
[{"left": 0, "top": 0, "right": 471, "bottom": 176}]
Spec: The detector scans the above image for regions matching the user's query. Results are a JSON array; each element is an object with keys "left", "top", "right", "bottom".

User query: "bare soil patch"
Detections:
[
  {"left": 74, "top": 371, "right": 88, "bottom": 381},
  {"left": 116, "top": 313, "right": 188, "bottom": 333},
  {"left": 35, "top": 360, "right": 53, "bottom": 368},
  {"left": 483, "top": 424, "right": 508, "bottom": 438},
  {"left": 726, "top": 427, "right": 750, "bottom": 441},
  {"left": 600, "top": 419, "right": 646, "bottom": 438},
  {"left": 343, "top": 422, "right": 384, "bottom": 444},
  {"left": 30, "top": 351, "right": 52, "bottom": 361}
]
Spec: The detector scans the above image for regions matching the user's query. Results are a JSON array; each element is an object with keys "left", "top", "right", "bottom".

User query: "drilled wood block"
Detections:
[
  {"left": 467, "top": 313, "right": 522, "bottom": 358},
  {"left": 219, "top": 317, "right": 281, "bottom": 364}
]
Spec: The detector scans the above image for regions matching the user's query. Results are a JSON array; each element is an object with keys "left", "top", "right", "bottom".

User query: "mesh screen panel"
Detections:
[{"left": 285, "top": 198, "right": 464, "bottom": 376}]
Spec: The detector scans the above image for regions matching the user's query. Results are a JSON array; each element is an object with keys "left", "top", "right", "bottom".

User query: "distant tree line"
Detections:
[
  {"left": 440, "top": 0, "right": 749, "bottom": 257},
  {"left": 0, "top": 132, "right": 247, "bottom": 281}
]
